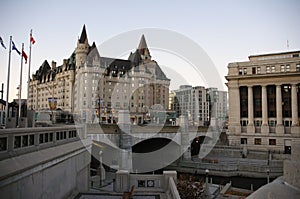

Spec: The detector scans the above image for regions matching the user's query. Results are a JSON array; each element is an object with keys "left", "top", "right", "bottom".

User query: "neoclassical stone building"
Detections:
[
  {"left": 226, "top": 51, "right": 300, "bottom": 152},
  {"left": 28, "top": 25, "right": 170, "bottom": 124}
]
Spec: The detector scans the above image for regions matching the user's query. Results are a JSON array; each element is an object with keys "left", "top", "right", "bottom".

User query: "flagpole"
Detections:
[
  {"left": 27, "top": 29, "right": 32, "bottom": 106},
  {"left": 5, "top": 36, "right": 12, "bottom": 128},
  {"left": 18, "top": 43, "right": 24, "bottom": 128}
]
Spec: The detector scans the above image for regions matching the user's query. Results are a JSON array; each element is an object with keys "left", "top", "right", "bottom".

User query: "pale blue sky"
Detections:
[{"left": 1, "top": 0, "right": 299, "bottom": 101}]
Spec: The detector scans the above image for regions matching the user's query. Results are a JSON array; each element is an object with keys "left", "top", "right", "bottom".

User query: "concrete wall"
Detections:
[
  {"left": 0, "top": 136, "right": 91, "bottom": 199},
  {"left": 284, "top": 141, "right": 300, "bottom": 189},
  {"left": 0, "top": 149, "right": 90, "bottom": 199},
  {"left": 114, "top": 170, "right": 178, "bottom": 195}
]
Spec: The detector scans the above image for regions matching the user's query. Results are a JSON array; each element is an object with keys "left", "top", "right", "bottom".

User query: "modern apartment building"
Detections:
[
  {"left": 226, "top": 50, "right": 300, "bottom": 152},
  {"left": 173, "top": 85, "right": 209, "bottom": 126},
  {"left": 206, "top": 87, "right": 228, "bottom": 127}
]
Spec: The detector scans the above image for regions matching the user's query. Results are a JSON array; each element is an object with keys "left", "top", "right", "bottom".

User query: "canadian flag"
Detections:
[
  {"left": 30, "top": 33, "right": 35, "bottom": 45},
  {"left": 22, "top": 50, "right": 28, "bottom": 64}
]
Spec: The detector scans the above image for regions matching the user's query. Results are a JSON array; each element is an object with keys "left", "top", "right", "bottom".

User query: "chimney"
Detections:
[
  {"left": 51, "top": 61, "right": 57, "bottom": 69},
  {"left": 63, "top": 59, "right": 67, "bottom": 66}
]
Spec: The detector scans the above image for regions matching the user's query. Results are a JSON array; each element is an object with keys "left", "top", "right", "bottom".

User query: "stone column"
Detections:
[
  {"left": 118, "top": 110, "right": 132, "bottom": 172},
  {"left": 247, "top": 86, "right": 254, "bottom": 133},
  {"left": 291, "top": 84, "right": 299, "bottom": 134},
  {"left": 261, "top": 85, "right": 269, "bottom": 134},
  {"left": 276, "top": 85, "right": 284, "bottom": 134},
  {"left": 179, "top": 115, "right": 190, "bottom": 160},
  {"left": 228, "top": 81, "right": 241, "bottom": 145}
]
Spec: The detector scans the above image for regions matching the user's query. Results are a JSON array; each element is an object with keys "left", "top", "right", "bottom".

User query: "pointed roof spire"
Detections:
[
  {"left": 138, "top": 34, "right": 148, "bottom": 49},
  {"left": 79, "top": 24, "right": 87, "bottom": 43}
]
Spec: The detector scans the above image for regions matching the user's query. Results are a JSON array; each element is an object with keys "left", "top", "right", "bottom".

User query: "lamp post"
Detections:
[
  {"left": 204, "top": 169, "right": 210, "bottom": 198},
  {"left": 97, "top": 95, "right": 101, "bottom": 125},
  {"left": 205, "top": 169, "right": 209, "bottom": 185},
  {"left": 266, "top": 168, "right": 270, "bottom": 184}
]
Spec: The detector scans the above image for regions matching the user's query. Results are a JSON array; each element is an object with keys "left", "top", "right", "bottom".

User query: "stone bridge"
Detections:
[
  {"left": 85, "top": 113, "right": 218, "bottom": 173},
  {"left": 87, "top": 124, "right": 211, "bottom": 147}
]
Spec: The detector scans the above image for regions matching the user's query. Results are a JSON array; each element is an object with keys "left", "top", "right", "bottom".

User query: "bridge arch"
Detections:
[
  {"left": 132, "top": 137, "right": 181, "bottom": 173},
  {"left": 190, "top": 135, "right": 212, "bottom": 157}
]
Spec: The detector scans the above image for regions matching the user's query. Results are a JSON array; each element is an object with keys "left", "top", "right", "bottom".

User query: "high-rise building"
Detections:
[
  {"left": 206, "top": 88, "right": 228, "bottom": 127},
  {"left": 226, "top": 50, "right": 300, "bottom": 153},
  {"left": 173, "top": 85, "right": 209, "bottom": 126},
  {"left": 28, "top": 25, "right": 170, "bottom": 124},
  {"left": 172, "top": 85, "right": 227, "bottom": 126}
]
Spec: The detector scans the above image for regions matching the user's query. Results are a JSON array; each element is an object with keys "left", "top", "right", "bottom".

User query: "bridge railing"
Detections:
[{"left": 0, "top": 125, "right": 84, "bottom": 161}]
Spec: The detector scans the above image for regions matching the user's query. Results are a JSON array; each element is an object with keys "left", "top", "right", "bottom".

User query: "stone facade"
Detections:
[
  {"left": 28, "top": 25, "right": 170, "bottom": 124},
  {"left": 28, "top": 59, "right": 75, "bottom": 113},
  {"left": 226, "top": 50, "right": 300, "bottom": 152}
]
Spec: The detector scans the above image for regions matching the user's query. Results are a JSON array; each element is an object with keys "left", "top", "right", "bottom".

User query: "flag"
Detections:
[
  {"left": 0, "top": 36, "right": 6, "bottom": 49},
  {"left": 12, "top": 41, "right": 20, "bottom": 55},
  {"left": 30, "top": 33, "right": 35, "bottom": 44},
  {"left": 22, "top": 50, "right": 28, "bottom": 64}
]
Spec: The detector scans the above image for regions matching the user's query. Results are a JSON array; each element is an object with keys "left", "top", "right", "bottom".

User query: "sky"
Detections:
[{"left": 0, "top": 0, "right": 300, "bottom": 101}]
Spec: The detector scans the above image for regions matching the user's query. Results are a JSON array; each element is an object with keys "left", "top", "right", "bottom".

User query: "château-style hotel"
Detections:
[{"left": 28, "top": 25, "right": 170, "bottom": 124}]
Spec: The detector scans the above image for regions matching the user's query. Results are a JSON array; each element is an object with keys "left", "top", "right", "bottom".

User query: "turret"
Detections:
[
  {"left": 75, "top": 25, "right": 89, "bottom": 69},
  {"left": 138, "top": 34, "right": 151, "bottom": 61}
]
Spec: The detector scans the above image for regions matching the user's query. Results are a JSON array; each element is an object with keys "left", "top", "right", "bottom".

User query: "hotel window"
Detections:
[
  {"left": 269, "top": 139, "right": 276, "bottom": 145},
  {"left": 280, "top": 65, "right": 285, "bottom": 72},
  {"left": 241, "top": 138, "right": 247, "bottom": 144},
  {"left": 266, "top": 66, "right": 270, "bottom": 73},
  {"left": 286, "top": 65, "right": 290, "bottom": 72},
  {"left": 243, "top": 68, "right": 247, "bottom": 75},
  {"left": 254, "top": 138, "right": 262, "bottom": 145},
  {"left": 252, "top": 67, "right": 256, "bottom": 74},
  {"left": 296, "top": 64, "right": 300, "bottom": 71}
]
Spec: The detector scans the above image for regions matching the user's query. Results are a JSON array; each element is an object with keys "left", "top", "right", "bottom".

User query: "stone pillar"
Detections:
[
  {"left": 179, "top": 115, "right": 190, "bottom": 160},
  {"left": 115, "top": 170, "right": 130, "bottom": 192},
  {"left": 163, "top": 171, "right": 177, "bottom": 191},
  {"left": 227, "top": 81, "right": 241, "bottom": 145},
  {"left": 118, "top": 110, "right": 132, "bottom": 172},
  {"left": 276, "top": 85, "right": 284, "bottom": 134},
  {"left": 97, "top": 151, "right": 106, "bottom": 186},
  {"left": 291, "top": 84, "right": 299, "bottom": 134},
  {"left": 261, "top": 85, "right": 269, "bottom": 134},
  {"left": 284, "top": 141, "right": 300, "bottom": 190},
  {"left": 247, "top": 86, "right": 254, "bottom": 133}
]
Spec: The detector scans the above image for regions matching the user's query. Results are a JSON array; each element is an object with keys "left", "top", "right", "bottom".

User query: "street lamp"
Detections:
[{"left": 205, "top": 169, "right": 209, "bottom": 185}]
